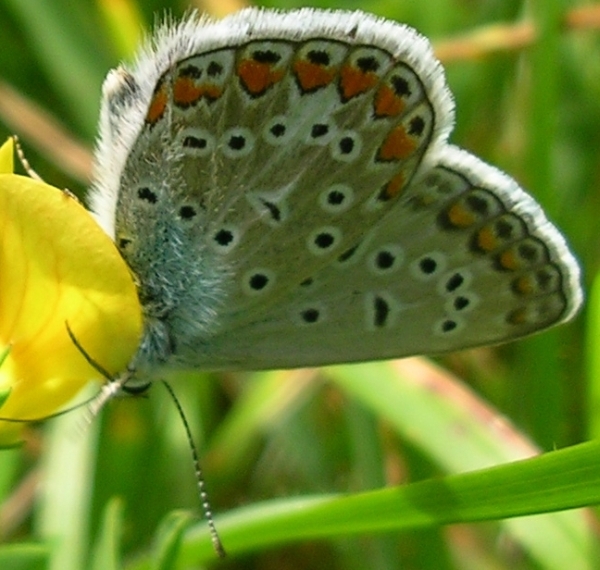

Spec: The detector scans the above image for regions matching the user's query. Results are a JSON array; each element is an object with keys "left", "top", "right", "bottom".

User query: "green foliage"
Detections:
[{"left": 0, "top": 0, "right": 598, "bottom": 568}]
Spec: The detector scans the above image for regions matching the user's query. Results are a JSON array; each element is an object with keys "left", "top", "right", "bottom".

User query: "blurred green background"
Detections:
[{"left": 0, "top": 0, "right": 599, "bottom": 568}]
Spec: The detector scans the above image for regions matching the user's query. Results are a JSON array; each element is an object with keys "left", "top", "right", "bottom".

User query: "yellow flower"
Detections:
[{"left": 0, "top": 138, "right": 142, "bottom": 445}]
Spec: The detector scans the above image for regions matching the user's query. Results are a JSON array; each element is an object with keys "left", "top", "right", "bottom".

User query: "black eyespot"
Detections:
[
  {"left": 376, "top": 251, "right": 395, "bottom": 269},
  {"left": 118, "top": 237, "right": 131, "bottom": 249},
  {"left": 496, "top": 219, "right": 515, "bottom": 239},
  {"left": 300, "top": 277, "right": 314, "bottom": 287},
  {"left": 377, "top": 186, "right": 393, "bottom": 202},
  {"left": 207, "top": 61, "right": 223, "bottom": 76},
  {"left": 535, "top": 268, "right": 554, "bottom": 289},
  {"left": 179, "top": 65, "right": 201, "bottom": 78},
  {"left": 356, "top": 56, "right": 379, "bottom": 72},
  {"left": 252, "top": 50, "right": 281, "bottom": 64},
  {"left": 314, "top": 232, "right": 335, "bottom": 249},
  {"left": 214, "top": 229, "right": 234, "bottom": 246},
  {"left": 301, "top": 308, "right": 320, "bottom": 323},
  {"left": 391, "top": 75, "right": 411, "bottom": 97},
  {"left": 454, "top": 296, "right": 470, "bottom": 310},
  {"left": 339, "top": 137, "right": 355, "bottom": 154},
  {"left": 228, "top": 135, "right": 246, "bottom": 150},
  {"left": 419, "top": 257, "right": 437, "bottom": 274},
  {"left": 260, "top": 199, "right": 281, "bottom": 222},
  {"left": 311, "top": 124, "right": 329, "bottom": 138},
  {"left": 446, "top": 273, "right": 464, "bottom": 292},
  {"left": 374, "top": 296, "right": 390, "bottom": 327},
  {"left": 270, "top": 123, "right": 286, "bottom": 137},
  {"left": 249, "top": 273, "right": 269, "bottom": 290},
  {"left": 338, "top": 244, "right": 358, "bottom": 262},
  {"left": 442, "top": 319, "right": 457, "bottom": 332},
  {"left": 467, "top": 194, "right": 489, "bottom": 215},
  {"left": 518, "top": 243, "right": 539, "bottom": 261},
  {"left": 138, "top": 187, "right": 157, "bottom": 204},
  {"left": 327, "top": 190, "right": 345, "bottom": 205},
  {"left": 408, "top": 116, "right": 425, "bottom": 136},
  {"left": 307, "top": 50, "right": 330, "bottom": 66},
  {"left": 183, "top": 136, "right": 207, "bottom": 149},
  {"left": 179, "top": 206, "right": 196, "bottom": 220}
]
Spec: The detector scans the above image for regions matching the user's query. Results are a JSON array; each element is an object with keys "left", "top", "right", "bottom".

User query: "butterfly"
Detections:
[{"left": 88, "top": 7, "right": 582, "bottom": 387}]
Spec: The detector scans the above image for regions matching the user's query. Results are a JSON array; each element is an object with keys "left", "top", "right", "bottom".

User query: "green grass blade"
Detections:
[
  {"left": 0, "top": 543, "right": 50, "bottom": 570},
  {"left": 91, "top": 498, "right": 124, "bottom": 570},
  {"left": 148, "top": 440, "right": 600, "bottom": 567},
  {"left": 33, "top": 388, "right": 99, "bottom": 570}
]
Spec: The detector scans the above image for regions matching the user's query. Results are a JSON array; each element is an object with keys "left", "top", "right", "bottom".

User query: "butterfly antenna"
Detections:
[
  {"left": 65, "top": 322, "right": 114, "bottom": 380},
  {"left": 65, "top": 322, "right": 135, "bottom": 427},
  {"left": 12, "top": 135, "right": 43, "bottom": 181},
  {"left": 13, "top": 135, "right": 80, "bottom": 200},
  {"left": 0, "top": 393, "right": 100, "bottom": 423},
  {"left": 161, "top": 380, "right": 226, "bottom": 558}
]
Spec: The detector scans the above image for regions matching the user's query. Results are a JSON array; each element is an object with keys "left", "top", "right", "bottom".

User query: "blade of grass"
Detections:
[
  {"left": 327, "top": 360, "right": 596, "bottom": 569},
  {"left": 0, "top": 543, "right": 50, "bottom": 570},
  {"left": 34, "top": 387, "right": 99, "bottom": 570},
  {"left": 91, "top": 499, "right": 124, "bottom": 570},
  {"left": 133, "top": 439, "right": 600, "bottom": 567},
  {"left": 205, "top": 369, "right": 320, "bottom": 482}
]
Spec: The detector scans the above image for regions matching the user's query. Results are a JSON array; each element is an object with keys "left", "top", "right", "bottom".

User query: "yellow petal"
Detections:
[
  {"left": 0, "top": 173, "right": 142, "bottom": 445},
  {"left": 0, "top": 138, "right": 15, "bottom": 174}
]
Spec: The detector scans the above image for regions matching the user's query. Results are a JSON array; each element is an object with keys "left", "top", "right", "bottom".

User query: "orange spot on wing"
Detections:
[
  {"left": 476, "top": 226, "right": 498, "bottom": 252},
  {"left": 173, "top": 77, "right": 202, "bottom": 107},
  {"left": 507, "top": 308, "right": 528, "bottom": 325},
  {"left": 237, "top": 60, "right": 284, "bottom": 96},
  {"left": 377, "top": 126, "right": 417, "bottom": 161},
  {"left": 339, "top": 65, "right": 378, "bottom": 100},
  {"left": 374, "top": 85, "right": 406, "bottom": 117},
  {"left": 380, "top": 171, "right": 406, "bottom": 200},
  {"left": 201, "top": 85, "right": 223, "bottom": 101},
  {"left": 515, "top": 276, "right": 535, "bottom": 295},
  {"left": 146, "top": 84, "right": 167, "bottom": 125},
  {"left": 499, "top": 250, "right": 520, "bottom": 271},
  {"left": 447, "top": 203, "right": 477, "bottom": 228},
  {"left": 293, "top": 60, "right": 336, "bottom": 92}
]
